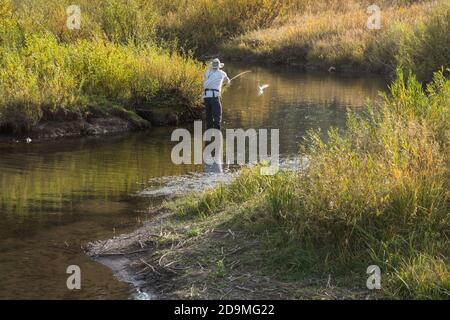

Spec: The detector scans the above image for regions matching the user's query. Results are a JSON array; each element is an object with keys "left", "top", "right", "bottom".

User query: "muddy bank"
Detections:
[
  {"left": 30, "top": 117, "right": 137, "bottom": 140},
  {"left": 86, "top": 208, "right": 378, "bottom": 300},
  {"left": 1, "top": 107, "right": 203, "bottom": 141}
]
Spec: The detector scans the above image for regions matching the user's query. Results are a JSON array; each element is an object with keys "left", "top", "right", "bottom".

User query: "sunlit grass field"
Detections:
[
  {"left": 0, "top": 0, "right": 207, "bottom": 132},
  {"left": 223, "top": 1, "right": 449, "bottom": 79},
  {"left": 1, "top": 0, "right": 448, "bottom": 131}
]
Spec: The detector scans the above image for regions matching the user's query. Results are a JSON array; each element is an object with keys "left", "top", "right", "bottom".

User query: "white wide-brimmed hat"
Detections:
[{"left": 211, "top": 58, "right": 224, "bottom": 69}]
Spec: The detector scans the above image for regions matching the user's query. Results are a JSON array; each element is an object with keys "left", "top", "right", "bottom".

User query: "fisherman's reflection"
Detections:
[{"left": 203, "top": 129, "right": 223, "bottom": 174}]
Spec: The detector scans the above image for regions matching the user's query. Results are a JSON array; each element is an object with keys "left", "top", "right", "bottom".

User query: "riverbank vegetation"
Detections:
[
  {"left": 0, "top": 0, "right": 205, "bottom": 133},
  {"left": 169, "top": 69, "right": 450, "bottom": 299},
  {"left": 223, "top": 0, "right": 450, "bottom": 79},
  {"left": 9, "top": 0, "right": 448, "bottom": 78},
  {"left": 1, "top": 0, "right": 448, "bottom": 133}
]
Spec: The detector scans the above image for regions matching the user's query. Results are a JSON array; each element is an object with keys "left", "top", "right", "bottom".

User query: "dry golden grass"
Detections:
[{"left": 223, "top": 1, "right": 446, "bottom": 76}]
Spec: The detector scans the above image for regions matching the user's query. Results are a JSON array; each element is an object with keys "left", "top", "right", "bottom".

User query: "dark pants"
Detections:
[{"left": 204, "top": 97, "right": 222, "bottom": 130}]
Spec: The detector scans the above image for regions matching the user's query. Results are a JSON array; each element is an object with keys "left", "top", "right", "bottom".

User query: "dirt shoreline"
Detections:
[
  {"left": 0, "top": 107, "right": 202, "bottom": 142},
  {"left": 29, "top": 117, "right": 137, "bottom": 140},
  {"left": 85, "top": 208, "right": 378, "bottom": 300}
]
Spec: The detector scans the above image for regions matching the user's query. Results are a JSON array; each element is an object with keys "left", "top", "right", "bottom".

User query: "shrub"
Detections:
[
  {"left": 398, "top": 3, "right": 450, "bottom": 81},
  {"left": 100, "top": 0, "right": 158, "bottom": 44}
]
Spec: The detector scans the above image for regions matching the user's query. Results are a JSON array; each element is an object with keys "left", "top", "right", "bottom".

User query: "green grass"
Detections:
[
  {"left": 0, "top": 34, "right": 205, "bottom": 132},
  {"left": 0, "top": 0, "right": 206, "bottom": 132},
  {"left": 169, "top": 69, "right": 450, "bottom": 299},
  {"left": 396, "top": 3, "right": 450, "bottom": 81}
]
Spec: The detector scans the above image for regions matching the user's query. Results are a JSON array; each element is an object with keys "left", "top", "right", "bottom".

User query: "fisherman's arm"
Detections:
[{"left": 223, "top": 73, "right": 231, "bottom": 86}]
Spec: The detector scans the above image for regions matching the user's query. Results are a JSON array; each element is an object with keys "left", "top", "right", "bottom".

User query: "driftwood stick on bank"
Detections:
[{"left": 140, "top": 258, "right": 161, "bottom": 275}]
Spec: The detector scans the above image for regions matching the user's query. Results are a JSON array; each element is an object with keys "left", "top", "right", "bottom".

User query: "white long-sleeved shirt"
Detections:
[{"left": 203, "top": 69, "right": 230, "bottom": 98}]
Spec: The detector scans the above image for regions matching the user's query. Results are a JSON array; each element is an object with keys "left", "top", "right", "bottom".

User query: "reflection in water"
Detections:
[
  {"left": 204, "top": 162, "right": 223, "bottom": 174},
  {"left": 0, "top": 64, "right": 387, "bottom": 299},
  {"left": 204, "top": 129, "right": 224, "bottom": 174},
  {"left": 223, "top": 64, "right": 386, "bottom": 154},
  {"left": 0, "top": 130, "right": 200, "bottom": 299}
]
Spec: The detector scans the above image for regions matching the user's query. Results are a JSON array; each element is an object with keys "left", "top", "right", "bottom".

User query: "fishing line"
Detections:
[{"left": 229, "top": 70, "right": 252, "bottom": 82}]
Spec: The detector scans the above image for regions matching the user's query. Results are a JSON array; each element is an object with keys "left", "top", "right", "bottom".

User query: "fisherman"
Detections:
[{"left": 203, "top": 58, "right": 230, "bottom": 130}]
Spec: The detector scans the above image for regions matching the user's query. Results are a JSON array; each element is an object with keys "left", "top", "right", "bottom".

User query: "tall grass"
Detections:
[
  {"left": 170, "top": 69, "right": 450, "bottom": 299},
  {"left": 0, "top": 34, "right": 205, "bottom": 131},
  {"left": 9, "top": 0, "right": 292, "bottom": 51},
  {"left": 0, "top": 0, "right": 205, "bottom": 132},
  {"left": 223, "top": 1, "right": 449, "bottom": 79},
  {"left": 0, "top": 0, "right": 303, "bottom": 131},
  {"left": 1, "top": 0, "right": 448, "bottom": 130},
  {"left": 155, "top": 0, "right": 291, "bottom": 53},
  {"left": 9, "top": 0, "right": 161, "bottom": 44},
  {"left": 397, "top": 3, "right": 450, "bottom": 81}
]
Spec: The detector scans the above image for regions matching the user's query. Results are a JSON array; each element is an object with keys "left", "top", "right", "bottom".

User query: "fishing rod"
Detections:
[
  {"left": 229, "top": 70, "right": 252, "bottom": 82},
  {"left": 199, "top": 70, "right": 252, "bottom": 97}
]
